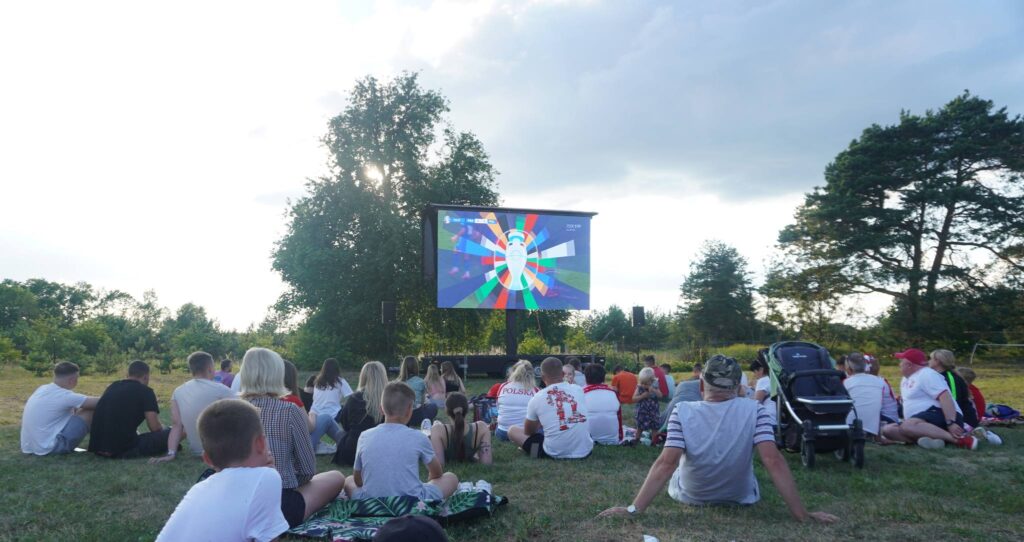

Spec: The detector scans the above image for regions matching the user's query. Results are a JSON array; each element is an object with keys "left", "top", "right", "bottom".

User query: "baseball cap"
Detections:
[
  {"left": 893, "top": 348, "right": 928, "bottom": 366},
  {"left": 701, "top": 354, "right": 742, "bottom": 389},
  {"left": 373, "top": 515, "right": 448, "bottom": 542}
]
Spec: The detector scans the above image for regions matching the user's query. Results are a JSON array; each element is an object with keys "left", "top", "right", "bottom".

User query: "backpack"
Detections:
[
  {"left": 469, "top": 394, "right": 497, "bottom": 425},
  {"left": 985, "top": 404, "right": 1021, "bottom": 420}
]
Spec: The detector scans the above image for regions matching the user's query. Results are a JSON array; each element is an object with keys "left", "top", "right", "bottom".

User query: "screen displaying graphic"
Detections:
[{"left": 437, "top": 209, "right": 591, "bottom": 310}]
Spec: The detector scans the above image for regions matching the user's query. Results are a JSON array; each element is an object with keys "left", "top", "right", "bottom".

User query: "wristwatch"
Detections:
[
  {"left": 626, "top": 504, "right": 637, "bottom": 515},
  {"left": 945, "top": 419, "right": 957, "bottom": 427}
]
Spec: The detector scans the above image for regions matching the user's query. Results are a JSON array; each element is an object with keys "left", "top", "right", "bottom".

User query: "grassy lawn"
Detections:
[{"left": 0, "top": 362, "right": 1022, "bottom": 541}]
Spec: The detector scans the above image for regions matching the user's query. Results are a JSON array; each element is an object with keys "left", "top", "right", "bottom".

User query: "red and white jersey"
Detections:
[
  {"left": 525, "top": 383, "right": 593, "bottom": 458},
  {"left": 495, "top": 382, "right": 537, "bottom": 431},
  {"left": 584, "top": 384, "right": 622, "bottom": 444}
]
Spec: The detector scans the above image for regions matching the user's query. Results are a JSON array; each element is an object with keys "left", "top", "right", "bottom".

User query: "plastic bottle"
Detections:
[
  {"left": 421, "top": 418, "right": 432, "bottom": 436},
  {"left": 640, "top": 430, "right": 652, "bottom": 446}
]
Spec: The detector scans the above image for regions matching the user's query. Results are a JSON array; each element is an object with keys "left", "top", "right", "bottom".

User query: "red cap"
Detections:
[{"left": 894, "top": 348, "right": 928, "bottom": 366}]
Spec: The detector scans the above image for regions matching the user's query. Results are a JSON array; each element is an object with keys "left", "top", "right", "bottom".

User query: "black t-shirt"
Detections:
[
  {"left": 87, "top": 379, "right": 159, "bottom": 457},
  {"left": 940, "top": 370, "right": 979, "bottom": 427},
  {"left": 333, "top": 391, "right": 381, "bottom": 466}
]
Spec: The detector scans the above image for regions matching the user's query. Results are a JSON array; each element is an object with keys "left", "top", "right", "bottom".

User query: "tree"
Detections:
[
  {"left": 778, "top": 92, "right": 1024, "bottom": 338},
  {"left": 273, "top": 72, "right": 499, "bottom": 364},
  {"left": 23, "top": 318, "right": 85, "bottom": 376},
  {"left": 677, "top": 241, "right": 758, "bottom": 344}
]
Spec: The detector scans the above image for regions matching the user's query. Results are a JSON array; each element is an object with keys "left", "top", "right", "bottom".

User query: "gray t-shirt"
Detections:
[
  {"left": 664, "top": 398, "right": 774, "bottom": 505},
  {"left": 172, "top": 379, "right": 237, "bottom": 456},
  {"left": 660, "top": 378, "right": 702, "bottom": 426},
  {"left": 353, "top": 423, "right": 437, "bottom": 500}
]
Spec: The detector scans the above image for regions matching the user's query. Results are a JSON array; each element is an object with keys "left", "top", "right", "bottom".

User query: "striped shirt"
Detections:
[
  {"left": 247, "top": 396, "right": 315, "bottom": 489},
  {"left": 664, "top": 398, "right": 773, "bottom": 505}
]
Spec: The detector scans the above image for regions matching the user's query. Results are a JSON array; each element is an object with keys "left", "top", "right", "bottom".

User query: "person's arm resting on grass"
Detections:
[
  {"left": 597, "top": 446, "right": 682, "bottom": 517},
  {"left": 150, "top": 399, "right": 183, "bottom": 464}
]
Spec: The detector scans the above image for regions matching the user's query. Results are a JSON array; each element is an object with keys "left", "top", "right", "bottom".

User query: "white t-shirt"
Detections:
[
  {"left": 663, "top": 374, "right": 676, "bottom": 399},
  {"left": 583, "top": 384, "right": 622, "bottom": 445},
  {"left": 311, "top": 379, "right": 354, "bottom": 419},
  {"left": 21, "top": 383, "right": 88, "bottom": 455},
  {"left": 157, "top": 466, "right": 288, "bottom": 542},
  {"left": 172, "top": 379, "right": 238, "bottom": 456},
  {"left": 573, "top": 371, "right": 586, "bottom": 388},
  {"left": 754, "top": 376, "right": 777, "bottom": 427},
  {"left": 664, "top": 398, "right": 774, "bottom": 505},
  {"left": 496, "top": 382, "right": 536, "bottom": 431},
  {"left": 525, "top": 382, "right": 593, "bottom": 458},
  {"left": 901, "top": 367, "right": 962, "bottom": 418},
  {"left": 880, "top": 378, "right": 899, "bottom": 422},
  {"left": 843, "top": 373, "right": 885, "bottom": 435}
]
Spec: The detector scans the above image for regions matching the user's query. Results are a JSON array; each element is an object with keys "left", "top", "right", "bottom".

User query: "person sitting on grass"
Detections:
[
  {"left": 509, "top": 357, "right": 593, "bottom": 459},
  {"left": 309, "top": 358, "right": 350, "bottom": 453},
  {"left": 880, "top": 348, "right": 978, "bottom": 451},
  {"left": 440, "top": 361, "right": 466, "bottom": 395},
  {"left": 583, "top": 363, "right": 623, "bottom": 445},
  {"left": 395, "top": 356, "right": 439, "bottom": 428},
  {"left": 424, "top": 363, "right": 447, "bottom": 409},
  {"left": 21, "top": 361, "right": 99, "bottom": 456},
  {"left": 643, "top": 355, "right": 670, "bottom": 398},
  {"left": 659, "top": 363, "right": 676, "bottom": 402},
  {"left": 214, "top": 358, "right": 235, "bottom": 388},
  {"left": 157, "top": 399, "right": 290, "bottom": 542},
  {"left": 344, "top": 382, "right": 459, "bottom": 501},
  {"left": 659, "top": 362, "right": 702, "bottom": 429},
  {"left": 566, "top": 356, "right": 586, "bottom": 387},
  {"left": 88, "top": 360, "right": 170, "bottom": 459},
  {"left": 633, "top": 367, "right": 662, "bottom": 443},
  {"left": 429, "top": 392, "right": 492, "bottom": 466},
  {"left": 598, "top": 355, "right": 838, "bottom": 524},
  {"left": 240, "top": 347, "right": 347, "bottom": 529},
  {"left": 840, "top": 353, "right": 886, "bottom": 439},
  {"left": 610, "top": 365, "right": 638, "bottom": 405},
  {"left": 334, "top": 361, "right": 388, "bottom": 466},
  {"left": 955, "top": 367, "right": 986, "bottom": 421},
  {"left": 495, "top": 360, "right": 537, "bottom": 441},
  {"left": 750, "top": 357, "right": 777, "bottom": 429},
  {"left": 867, "top": 356, "right": 900, "bottom": 424},
  {"left": 151, "top": 351, "right": 236, "bottom": 463},
  {"left": 927, "top": 349, "right": 979, "bottom": 429}
]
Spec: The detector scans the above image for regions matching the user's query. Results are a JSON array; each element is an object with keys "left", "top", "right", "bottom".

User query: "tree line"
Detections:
[{"left": 3, "top": 78, "right": 1021, "bottom": 372}]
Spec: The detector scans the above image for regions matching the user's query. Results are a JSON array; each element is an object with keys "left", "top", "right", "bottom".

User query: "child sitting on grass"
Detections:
[
  {"left": 633, "top": 367, "right": 662, "bottom": 444},
  {"left": 157, "top": 399, "right": 291, "bottom": 542},
  {"left": 344, "top": 382, "right": 459, "bottom": 501}
]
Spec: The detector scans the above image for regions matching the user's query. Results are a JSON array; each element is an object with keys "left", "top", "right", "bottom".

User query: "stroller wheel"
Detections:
[
  {"left": 800, "top": 439, "right": 815, "bottom": 468},
  {"left": 852, "top": 439, "right": 865, "bottom": 469}
]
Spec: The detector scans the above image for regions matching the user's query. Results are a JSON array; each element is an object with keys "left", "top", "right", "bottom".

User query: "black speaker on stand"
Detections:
[{"left": 632, "top": 306, "right": 645, "bottom": 370}]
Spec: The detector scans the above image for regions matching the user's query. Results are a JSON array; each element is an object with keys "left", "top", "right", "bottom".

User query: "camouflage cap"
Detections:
[{"left": 701, "top": 354, "right": 742, "bottom": 389}]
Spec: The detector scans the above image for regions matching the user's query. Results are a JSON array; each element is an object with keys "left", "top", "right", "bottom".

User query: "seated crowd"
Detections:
[{"left": 18, "top": 344, "right": 1005, "bottom": 540}]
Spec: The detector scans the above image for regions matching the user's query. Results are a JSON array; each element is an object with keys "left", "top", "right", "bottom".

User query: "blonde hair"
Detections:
[
  {"left": 424, "top": 363, "right": 443, "bottom": 391},
  {"left": 508, "top": 360, "right": 535, "bottom": 389},
  {"left": 930, "top": 349, "right": 957, "bottom": 371},
  {"left": 956, "top": 366, "right": 977, "bottom": 384},
  {"left": 358, "top": 361, "right": 388, "bottom": 423},
  {"left": 638, "top": 367, "right": 655, "bottom": 386},
  {"left": 239, "top": 347, "right": 289, "bottom": 398},
  {"left": 396, "top": 356, "right": 419, "bottom": 382}
]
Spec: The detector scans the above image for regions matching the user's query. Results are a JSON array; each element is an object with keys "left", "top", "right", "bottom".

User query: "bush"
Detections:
[{"left": 518, "top": 330, "right": 550, "bottom": 355}]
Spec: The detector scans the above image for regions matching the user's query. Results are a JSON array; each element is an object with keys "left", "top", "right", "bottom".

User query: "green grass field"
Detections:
[{"left": 1, "top": 363, "right": 1022, "bottom": 542}]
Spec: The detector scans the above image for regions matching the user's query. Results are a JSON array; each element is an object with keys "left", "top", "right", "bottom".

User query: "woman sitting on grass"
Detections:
[
  {"left": 333, "top": 361, "right": 387, "bottom": 466},
  {"left": 429, "top": 392, "right": 492, "bottom": 467},
  {"left": 311, "top": 358, "right": 354, "bottom": 422},
  {"left": 424, "top": 363, "right": 447, "bottom": 408},
  {"left": 441, "top": 361, "right": 466, "bottom": 395},
  {"left": 495, "top": 360, "right": 537, "bottom": 441},
  {"left": 396, "top": 356, "right": 438, "bottom": 426},
  {"left": 239, "top": 347, "right": 346, "bottom": 529}
]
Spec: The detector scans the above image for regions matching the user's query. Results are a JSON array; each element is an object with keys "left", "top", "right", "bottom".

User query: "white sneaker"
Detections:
[
  {"left": 474, "top": 480, "right": 492, "bottom": 494},
  {"left": 315, "top": 442, "right": 337, "bottom": 455},
  {"left": 456, "top": 482, "right": 474, "bottom": 493},
  {"left": 986, "top": 430, "right": 1003, "bottom": 445},
  {"left": 916, "top": 437, "right": 945, "bottom": 450}
]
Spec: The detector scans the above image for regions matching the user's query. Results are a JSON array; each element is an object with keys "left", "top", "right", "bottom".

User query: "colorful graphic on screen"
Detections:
[{"left": 437, "top": 210, "right": 591, "bottom": 310}]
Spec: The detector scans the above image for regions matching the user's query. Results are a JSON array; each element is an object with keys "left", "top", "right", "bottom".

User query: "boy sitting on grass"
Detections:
[
  {"left": 344, "top": 382, "right": 459, "bottom": 501},
  {"left": 157, "top": 399, "right": 290, "bottom": 542}
]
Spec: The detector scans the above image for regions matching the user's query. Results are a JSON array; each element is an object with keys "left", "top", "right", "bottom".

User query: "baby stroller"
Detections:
[{"left": 766, "top": 341, "right": 865, "bottom": 468}]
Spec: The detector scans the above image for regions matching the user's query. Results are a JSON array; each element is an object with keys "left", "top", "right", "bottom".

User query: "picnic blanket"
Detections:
[{"left": 287, "top": 490, "right": 508, "bottom": 542}]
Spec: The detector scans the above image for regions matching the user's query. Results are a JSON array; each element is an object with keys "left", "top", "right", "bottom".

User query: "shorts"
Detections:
[
  {"left": 910, "top": 406, "right": 963, "bottom": 430},
  {"left": 281, "top": 488, "right": 307, "bottom": 528},
  {"left": 51, "top": 415, "right": 89, "bottom": 454},
  {"left": 494, "top": 427, "right": 509, "bottom": 441},
  {"left": 521, "top": 433, "right": 549, "bottom": 459}
]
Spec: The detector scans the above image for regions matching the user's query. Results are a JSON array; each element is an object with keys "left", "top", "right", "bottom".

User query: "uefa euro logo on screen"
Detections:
[{"left": 436, "top": 208, "right": 591, "bottom": 310}]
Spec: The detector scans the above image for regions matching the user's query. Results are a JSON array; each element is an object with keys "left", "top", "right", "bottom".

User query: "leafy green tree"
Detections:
[
  {"left": 677, "top": 241, "right": 758, "bottom": 344},
  {"left": 778, "top": 92, "right": 1024, "bottom": 337},
  {"left": 0, "top": 281, "right": 41, "bottom": 331},
  {"left": 517, "top": 329, "right": 549, "bottom": 355},
  {"left": 760, "top": 259, "right": 844, "bottom": 344},
  {"left": 23, "top": 318, "right": 86, "bottom": 376},
  {"left": 160, "top": 303, "right": 226, "bottom": 363},
  {"left": 273, "top": 72, "right": 499, "bottom": 364},
  {"left": 21, "top": 278, "right": 95, "bottom": 327},
  {"left": 0, "top": 336, "right": 21, "bottom": 369}
]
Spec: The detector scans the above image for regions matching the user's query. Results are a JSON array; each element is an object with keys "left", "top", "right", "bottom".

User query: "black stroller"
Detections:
[{"left": 766, "top": 342, "right": 865, "bottom": 468}]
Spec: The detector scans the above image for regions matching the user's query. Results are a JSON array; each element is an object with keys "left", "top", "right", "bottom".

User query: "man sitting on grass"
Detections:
[
  {"left": 880, "top": 348, "right": 978, "bottom": 450},
  {"left": 509, "top": 357, "right": 593, "bottom": 459},
  {"left": 87, "top": 360, "right": 170, "bottom": 459},
  {"left": 150, "top": 351, "right": 237, "bottom": 463},
  {"left": 598, "top": 355, "right": 838, "bottom": 524},
  {"left": 660, "top": 362, "right": 702, "bottom": 428},
  {"left": 344, "top": 382, "right": 459, "bottom": 501},
  {"left": 157, "top": 399, "right": 289, "bottom": 541},
  {"left": 21, "top": 361, "right": 99, "bottom": 456}
]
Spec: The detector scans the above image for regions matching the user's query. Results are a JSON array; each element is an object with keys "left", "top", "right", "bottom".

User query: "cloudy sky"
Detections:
[{"left": 2, "top": 0, "right": 1022, "bottom": 330}]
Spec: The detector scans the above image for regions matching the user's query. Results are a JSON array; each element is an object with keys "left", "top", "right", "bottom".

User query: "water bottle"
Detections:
[
  {"left": 640, "top": 430, "right": 651, "bottom": 446},
  {"left": 421, "top": 418, "right": 432, "bottom": 436}
]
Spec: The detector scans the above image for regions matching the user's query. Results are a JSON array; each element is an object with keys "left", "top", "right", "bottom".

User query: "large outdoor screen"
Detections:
[{"left": 435, "top": 207, "right": 592, "bottom": 310}]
